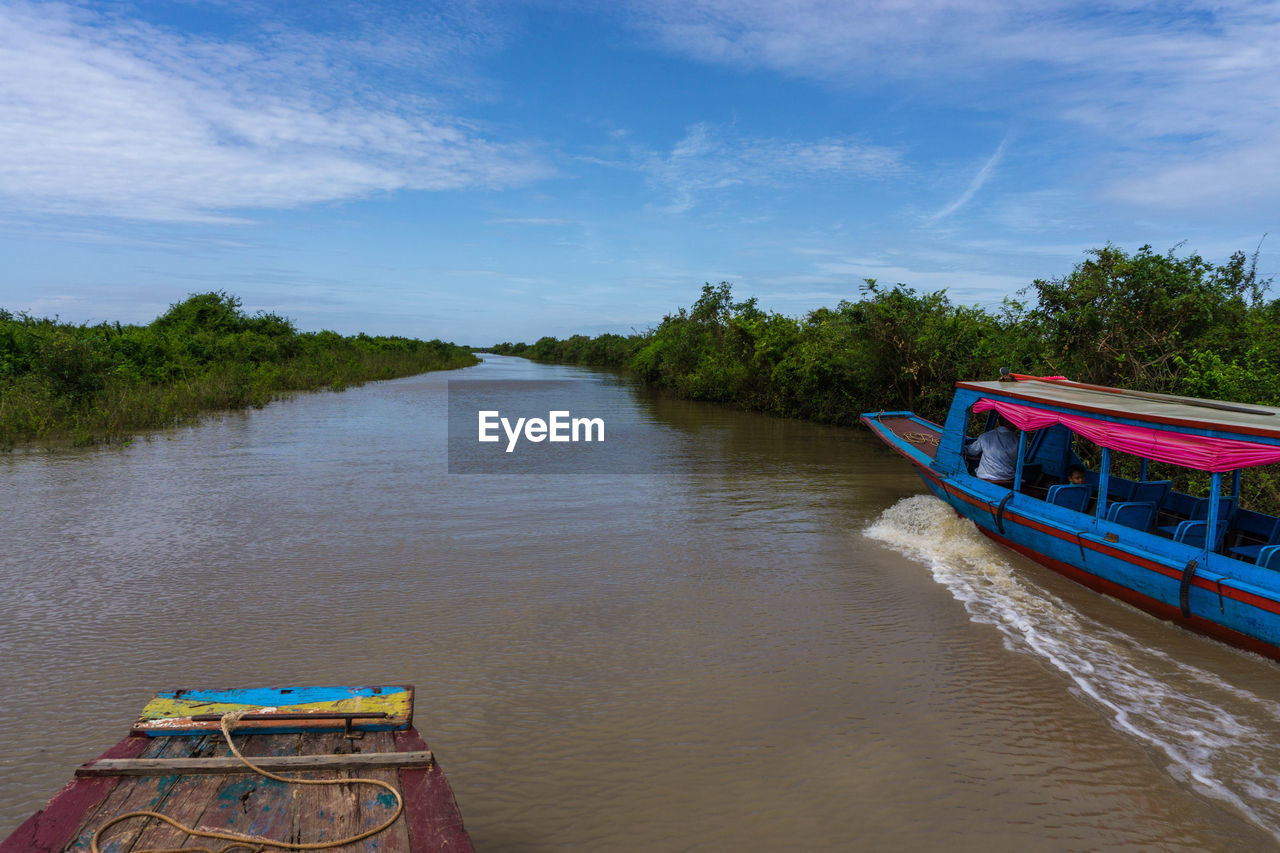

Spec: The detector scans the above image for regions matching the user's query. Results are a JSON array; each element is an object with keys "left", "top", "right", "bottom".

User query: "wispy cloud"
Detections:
[
  {"left": 0, "top": 1, "right": 549, "bottom": 223},
  {"left": 627, "top": 1, "right": 1280, "bottom": 214},
  {"left": 642, "top": 122, "right": 903, "bottom": 212},
  {"left": 927, "top": 136, "right": 1009, "bottom": 225},
  {"left": 486, "top": 217, "right": 573, "bottom": 226}
]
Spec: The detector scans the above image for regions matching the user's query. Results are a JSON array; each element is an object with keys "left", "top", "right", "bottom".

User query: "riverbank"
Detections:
[
  {"left": 0, "top": 292, "right": 478, "bottom": 447},
  {"left": 490, "top": 244, "right": 1280, "bottom": 509}
]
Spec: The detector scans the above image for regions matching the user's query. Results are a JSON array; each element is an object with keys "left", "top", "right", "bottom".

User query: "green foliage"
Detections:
[
  {"left": 0, "top": 293, "right": 478, "bottom": 447},
  {"left": 497, "top": 244, "right": 1280, "bottom": 423},
  {"left": 1026, "top": 244, "right": 1265, "bottom": 391},
  {"left": 495, "top": 242, "right": 1280, "bottom": 512}
]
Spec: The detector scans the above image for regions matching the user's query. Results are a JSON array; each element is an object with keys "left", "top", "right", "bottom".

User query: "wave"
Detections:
[{"left": 866, "top": 495, "right": 1280, "bottom": 839}]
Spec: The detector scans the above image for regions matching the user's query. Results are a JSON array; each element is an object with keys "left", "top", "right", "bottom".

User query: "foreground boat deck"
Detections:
[{"left": 2, "top": 686, "right": 472, "bottom": 853}]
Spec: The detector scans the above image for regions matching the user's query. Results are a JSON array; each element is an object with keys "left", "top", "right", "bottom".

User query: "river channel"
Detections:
[{"left": 3, "top": 355, "right": 1280, "bottom": 850}]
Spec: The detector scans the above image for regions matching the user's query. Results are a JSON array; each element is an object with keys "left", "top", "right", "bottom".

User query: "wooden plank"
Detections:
[
  {"left": 182, "top": 732, "right": 302, "bottom": 847},
  {"left": 78, "top": 751, "right": 434, "bottom": 777},
  {"left": 342, "top": 765, "right": 412, "bottom": 852},
  {"left": 134, "top": 686, "right": 414, "bottom": 735},
  {"left": 64, "top": 737, "right": 189, "bottom": 853},
  {"left": 0, "top": 736, "right": 150, "bottom": 853},
  {"left": 289, "top": 732, "right": 361, "bottom": 850},
  {"left": 123, "top": 735, "right": 228, "bottom": 853},
  {"left": 394, "top": 730, "right": 474, "bottom": 852}
]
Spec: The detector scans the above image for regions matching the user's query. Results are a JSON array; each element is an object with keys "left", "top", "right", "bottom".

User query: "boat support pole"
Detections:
[
  {"left": 1013, "top": 431, "right": 1027, "bottom": 493},
  {"left": 1095, "top": 449, "right": 1111, "bottom": 522},
  {"left": 1207, "top": 471, "right": 1223, "bottom": 556}
]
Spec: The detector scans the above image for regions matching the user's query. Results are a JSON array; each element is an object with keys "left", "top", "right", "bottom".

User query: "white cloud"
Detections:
[
  {"left": 1107, "top": 143, "right": 1280, "bottom": 211},
  {"left": 626, "top": 0, "right": 1280, "bottom": 214},
  {"left": 927, "top": 136, "right": 1009, "bottom": 225},
  {"left": 0, "top": 2, "right": 549, "bottom": 223},
  {"left": 642, "top": 122, "right": 903, "bottom": 212},
  {"left": 486, "top": 217, "right": 573, "bottom": 226}
]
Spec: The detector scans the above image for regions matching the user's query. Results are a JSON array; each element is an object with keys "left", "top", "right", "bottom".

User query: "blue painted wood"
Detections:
[
  {"left": 1047, "top": 484, "right": 1089, "bottom": 512},
  {"left": 154, "top": 686, "right": 407, "bottom": 706},
  {"left": 862, "top": 384, "right": 1280, "bottom": 659}
]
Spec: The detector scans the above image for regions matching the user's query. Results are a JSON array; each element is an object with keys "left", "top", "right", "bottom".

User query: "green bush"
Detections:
[{"left": 0, "top": 293, "right": 478, "bottom": 447}]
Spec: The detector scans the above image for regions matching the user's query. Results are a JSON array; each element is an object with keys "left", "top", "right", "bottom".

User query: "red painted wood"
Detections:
[
  {"left": 984, "top": 526, "right": 1280, "bottom": 663},
  {"left": 394, "top": 730, "right": 473, "bottom": 852},
  {"left": 0, "top": 736, "right": 150, "bottom": 853}
]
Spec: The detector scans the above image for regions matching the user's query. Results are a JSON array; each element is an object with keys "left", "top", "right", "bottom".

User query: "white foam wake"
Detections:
[{"left": 866, "top": 494, "right": 1280, "bottom": 838}]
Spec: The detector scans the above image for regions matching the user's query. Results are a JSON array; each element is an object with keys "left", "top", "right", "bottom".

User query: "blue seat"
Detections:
[
  {"left": 1047, "top": 483, "right": 1090, "bottom": 513},
  {"left": 1106, "top": 501, "right": 1157, "bottom": 532},
  {"left": 1258, "top": 546, "right": 1280, "bottom": 571},
  {"left": 1106, "top": 478, "right": 1137, "bottom": 501},
  {"left": 1130, "top": 480, "right": 1172, "bottom": 506},
  {"left": 1158, "top": 496, "right": 1236, "bottom": 538},
  {"left": 1229, "top": 516, "right": 1280, "bottom": 563},
  {"left": 1173, "top": 520, "right": 1229, "bottom": 550}
]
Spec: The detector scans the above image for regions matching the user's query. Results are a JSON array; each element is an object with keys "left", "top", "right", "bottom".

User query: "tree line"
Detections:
[
  {"left": 493, "top": 244, "right": 1275, "bottom": 425},
  {"left": 1, "top": 291, "right": 477, "bottom": 446}
]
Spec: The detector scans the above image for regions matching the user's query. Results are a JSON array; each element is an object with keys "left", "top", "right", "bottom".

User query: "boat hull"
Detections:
[{"left": 862, "top": 412, "right": 1280, "bottom": 663}]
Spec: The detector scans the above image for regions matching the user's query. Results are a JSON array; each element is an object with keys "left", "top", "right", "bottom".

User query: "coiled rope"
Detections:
[{"left": 91, "top": 709, "right": 405, "bottom": 853}]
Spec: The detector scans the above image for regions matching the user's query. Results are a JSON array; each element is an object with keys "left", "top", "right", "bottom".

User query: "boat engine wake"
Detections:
[{"left": 866, "top": 494, "right": 1280, "bottom": 840}]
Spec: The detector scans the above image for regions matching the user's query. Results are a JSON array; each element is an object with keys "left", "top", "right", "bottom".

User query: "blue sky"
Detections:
[{"left": 2, "top": 0, "right": 1278, "bottom": 345}]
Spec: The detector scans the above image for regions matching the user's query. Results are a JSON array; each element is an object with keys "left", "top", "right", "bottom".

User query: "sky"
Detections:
[{"left": 2, "top": 0, "right": 1278, "bottom": 345}]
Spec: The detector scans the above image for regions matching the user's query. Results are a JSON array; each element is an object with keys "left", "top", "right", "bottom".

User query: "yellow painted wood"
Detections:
[{"left": 131, "top": 685, "right": 414, "bottom": 734}]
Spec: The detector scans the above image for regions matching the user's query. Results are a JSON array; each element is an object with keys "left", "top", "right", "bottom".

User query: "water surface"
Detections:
[{"left": 2, "top": 355, "right": 1277, "bottom": 850}]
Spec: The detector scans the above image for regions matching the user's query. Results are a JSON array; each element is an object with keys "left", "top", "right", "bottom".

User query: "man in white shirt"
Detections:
[{"left": 965, "top": 416, "right": 1019, "bottom": 484}]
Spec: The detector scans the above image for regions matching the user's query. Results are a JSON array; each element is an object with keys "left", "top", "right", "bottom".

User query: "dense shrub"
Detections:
[
  {"left": 0, "top": 292, "right": 477, "bottom": 446},
  {"left": 494, "top": 243, "right": 1280, "bottom": 509}
]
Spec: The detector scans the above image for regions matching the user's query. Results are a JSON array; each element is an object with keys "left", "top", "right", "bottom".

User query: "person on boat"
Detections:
[
  {"left": 965, "top": 414, "right": 1019, "bottom": 484},
  {"left": 1067, "top": 464, "right": 1088, "bottom": 485}
]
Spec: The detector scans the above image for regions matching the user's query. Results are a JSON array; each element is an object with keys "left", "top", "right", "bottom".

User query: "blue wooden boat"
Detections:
[{"left": 862, "top": 374, "right": 1280, "bottom": 661}]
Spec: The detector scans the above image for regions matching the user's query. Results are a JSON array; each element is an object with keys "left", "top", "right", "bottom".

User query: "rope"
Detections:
[
  {"left": 900, "top": 431, "right": 940, "bottom": 446},
  {"left": 91, "top": 710, "right": 405, "bottom": 853}
]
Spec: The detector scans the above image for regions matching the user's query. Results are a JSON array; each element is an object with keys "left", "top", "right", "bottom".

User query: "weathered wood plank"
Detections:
[
  {"left": 0, "top": 736, "right": 149, "bottom": 853},
  {"left": 122, "top": 735, "right": 230, "bottom": 852},
  {"left": 78, "top": 752, "right": 434, "bottom": 777},
  {"left": 134, "top": 686, "right": 414, "bottom": 735},
  {"left": 394, "top": 730, "right": 474, "bottom": 852},
  {"left": 64, "top": 737, "right": 188, "bottom": 853},
  {"left": 342, "top": 766, "right": 412, "bottom": 852},
  {"left": 183, "top": 732, "right": 302, "bottom": 847}
]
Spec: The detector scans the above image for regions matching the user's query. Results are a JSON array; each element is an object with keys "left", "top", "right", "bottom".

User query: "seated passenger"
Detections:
[
  {"left": 965, "top": 415, "right": 1019, "bottom": 484},
  {"left": 1067, "top": 464, "right": 1087, "bottom": 485}
]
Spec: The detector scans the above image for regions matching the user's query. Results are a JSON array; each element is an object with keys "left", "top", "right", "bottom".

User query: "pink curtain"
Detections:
[{"left": 972, "top": 398, "right": 1280, "bottom": 472}]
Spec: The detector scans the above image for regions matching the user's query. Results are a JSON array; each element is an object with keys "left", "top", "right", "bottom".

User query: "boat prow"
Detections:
[
  {"left": 860, "top": 411, "right": 943, "bottom": 472},
  {"left": 0, "top": 684, "right": 473, "bottom": 852}
]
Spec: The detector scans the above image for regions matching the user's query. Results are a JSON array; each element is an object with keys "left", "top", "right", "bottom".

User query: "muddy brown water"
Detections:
[{"left": 3, "top": 354, "right": 1280, "bottom": 850}]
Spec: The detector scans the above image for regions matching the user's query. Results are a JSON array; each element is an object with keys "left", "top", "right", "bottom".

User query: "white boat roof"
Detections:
[{"left": 958, "top": 378, "right": 1280, "bottom": 441}]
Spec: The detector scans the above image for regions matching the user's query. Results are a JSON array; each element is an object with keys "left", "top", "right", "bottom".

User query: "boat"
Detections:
[
  {"left": 0, "top": 685, "right": 473, "bottom": 852},
  {"left": 861, "top": 373, "right": 1280, "bottom": 661}
]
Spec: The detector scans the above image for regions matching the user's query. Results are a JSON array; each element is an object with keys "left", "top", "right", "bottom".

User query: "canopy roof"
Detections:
[
  {"left": 960, "top": 376, "right": 1280, "bottom": 472},
  {"left": 959, "top": 376, "right": 1280, "bottom": 442}
]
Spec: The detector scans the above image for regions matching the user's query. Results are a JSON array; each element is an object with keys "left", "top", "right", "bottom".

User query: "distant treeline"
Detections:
[
  {"left": 493, "top": 244, "right": 1277, "bottom": 426},
  {"left": 1, "top": 292, "right": 478, "bottom": 446}
]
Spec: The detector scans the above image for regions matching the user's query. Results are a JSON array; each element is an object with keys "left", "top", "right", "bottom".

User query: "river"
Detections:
[{"left": 2, "top": 354, "right": 1278, "bottom": 850}]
